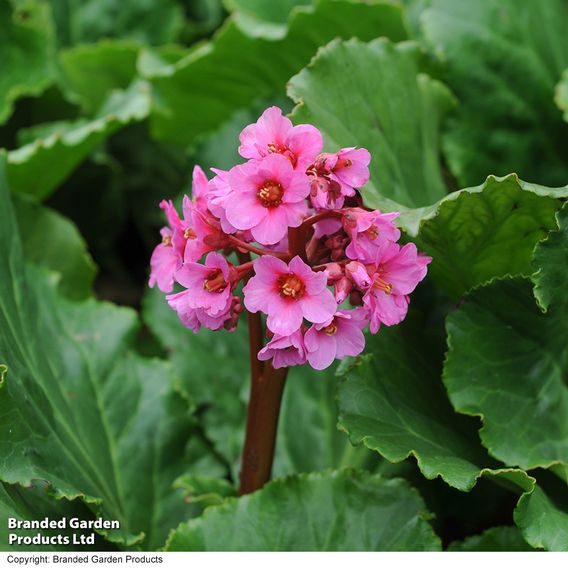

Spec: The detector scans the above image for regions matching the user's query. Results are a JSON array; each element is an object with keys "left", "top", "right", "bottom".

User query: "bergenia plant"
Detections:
[{"left": 149, "top": 107, "right": 431, "bottom": 494}]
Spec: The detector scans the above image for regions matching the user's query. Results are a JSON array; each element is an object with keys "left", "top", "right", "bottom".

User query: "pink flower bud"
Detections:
[
  {"left": 334, "top": 277, "right": 353, "bottom": 304},
  {"left": 324, "top": 262, "right": 344, "bottom": 282},
  {"left": 346, "top": 261, "right": 372, "bottom": 289}
]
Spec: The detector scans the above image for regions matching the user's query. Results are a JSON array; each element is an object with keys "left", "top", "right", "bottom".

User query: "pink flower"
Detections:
[
  {"left": 225, "top": 154, "right": 309, "bottom": 245},
  {"left": 362, "top": 242, "right": 431, "bottom": 332},
  {"left": 207, "top": 168, "right": 238, "bottom": 234},
  {"left": 343, "top": 208, "right": 401, "bottom": 262},
  {"left": 243, "top": 255, "right": 337, "bottom": 335},
  {"left": 149, "top": 200, "right": 184, "bottom": 293},
  {"left": 258, "top": 330, "right": 307, "bottom": 369},
  {"left": 167, "top": 292, "right": 232, "bottom": 333},
  {"left": 345, "top": 261, "right": 372, "bottom": 289},
  {"left": 183, "top": 196, "right": 229, "bottom": 262},
  {"left": 149, "top": 228, "right": 180, "bottom": 293},
  {"left": 239, "top": 106, "right": 323, "bottom": 170},
  {"left": 309, "top": 173, "right": 345, "bottom": 209},
  {"left": 324, "top": 263, "right": 352, "bottom": 303},
  {"left": 314, "top": 216, "right": 342, "bottom": 238},
  {"left": 169, "top": 252, "right": 234, "bottom": 317},
  {"left": 332, "top": 147, "right": 371, "bottom": 189},
  {"left": 191, "top": 165, "right": 210, "bottom": 213},
  {"left": 307, "top": 148, "right": 371, "bottom": 209},
  {"left": 304, "top": 308, "right": 368, "bottom": 370}
]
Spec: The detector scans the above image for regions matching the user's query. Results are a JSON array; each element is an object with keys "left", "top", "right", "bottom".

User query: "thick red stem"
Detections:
[
  {"left": 238, "top": 359, "right": 288, "bottom": 495},
  {"left": 287, "top": 226, "right": 309, "bottom": 262},
  {"left": 237, "top": 250, "right": 289, "bottom": 495}
]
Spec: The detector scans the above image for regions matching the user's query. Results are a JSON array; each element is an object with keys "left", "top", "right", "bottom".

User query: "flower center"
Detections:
[
  {"left": 162, "top": 234, "right": 172, "bottom": 246},
  {"left": 203, "top": 269, "right": 228, "bottom": 293},
  {"left": 278, "top": 273, "right": 305, "bottom": 300},
  {"left": 335, "top": 157, "right": 352, "bottom": 170},
  {"left": 184, "top": 227, "right": 197, "bottom": 240},
  {"left": 323, "top": 322, "right": 338, "bottom": 336},
  {"left": 363, "top": 224, "right": 379, "bottom": 240},
  {"left": 373, "top": 275, "right": 392, "bottom": 294},
  {"left": 257, "top": 181, "right": 284, "bottom": 208},
  {"left": 267, "top": 143, "right": 297, "bottom": 167}
]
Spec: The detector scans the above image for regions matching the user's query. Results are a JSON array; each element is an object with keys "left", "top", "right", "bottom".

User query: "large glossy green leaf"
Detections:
[
  {"left": 143, "top": 287, "right": 354, "bottom": 479},
  {"left": 0, "top": 0, "right": 56, "bottom": 124},
  {"left": 336, "top": 313, "right": 533, "bottom": 492},
  {"left": 413, "top": 175, "right": 568, "bottom": 298},
  {"left": 0, "top": 481, "right": 116, "bottom": 551},
  {"left": 224, "top": 0, "right": 313, "bottom": 39},
  {"left": 289, "top": 38, "right": 454, "bottom": 209},
  {"left": 7, "top": 81, "right": 151, "bottom": 199},
  {"left": 14, "top": 196, "right": 96, "bottom": 300},
  {"left": 58, "top": 40, "right": 139, "bottom": 112},
  {"left": 165, "top": 470, "right": 441, "bottom": 551},
  {"left": 0, "top": 156, "right": 210, "bottom": 549},
  {"left": 422, "top": 0, "right": 568, "bottom": 187},
  {"left": 448, "top": 526, "right": 533, "bottom": 552},
  {"left": 48, "top": 0, "right": 184, "bottom": 47},
  {"left": 147, "top": 0, "right": 407, "bottom": 147},
  {"left": 142, "top": 287, "right": 248, "bottom": 473},
  {"left": 444, "top": 205, "right": 568, "bottom": 470},
  {"left": 515, "top": 484, "right": 568, "bottom": 551}
]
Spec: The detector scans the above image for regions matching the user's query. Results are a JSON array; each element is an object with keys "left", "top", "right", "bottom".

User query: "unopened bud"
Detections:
[
  {"left": 224, "top": 296, "right": 243, "bottom": 332},
  {"left": 346, "top": 261, "right": 371, "bottom": 289},
  {"left": 334, "top": 277, "right": 353, "bottom": 304},
  {"left": 325, "top": 262, "right": 343, "bottom": 282}
]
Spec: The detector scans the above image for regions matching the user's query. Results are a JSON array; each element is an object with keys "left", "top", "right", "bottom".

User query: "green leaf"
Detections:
[
  {"left": 515, "top": 484, "right": 568, "bottom": 551},
  {"left": 147, "top": 0, "right": 407, "bottom": 147},
  {"left": 289, "top": 38, "right": 454, "bottom": 209},
  {"left": 556, "top": 70, "right": 568, "bottom": 122},
  {"left": 173, "top": 475, "right": 236, "bottom": 508},
  {"left": 7, "top": 81, "right": 151, "bottom": 200},
  {"left": 58, "top": 40, "right": 139, "bottom": 113},
  {"left": 0, "top": 156, "right": 209, "bottom": 549},
  {"left": 0, "top": 0, "right": 56, "bottom": 124},
  {"left": 0, "top": 482, "right": 113, "bottom": 551},
  {"left": 48, "top": 0, "right": 184, "bottom": 47},
  {"left": 533, "top": 203, "right": 568, "bottom": 311},
  {"left": 422, "top": 0, "right": 568, "bottom": 187},
  {"left": 337, "top": 313, "right": 533, "bottom": 492},
  {"left": 444, "top": 205, "right": 568, "bottom": 470},
  {"left": 14, "top": 196, "right": 96, "bottom": 300},
  {"left": 142, "top": 287, "right": 249, "bottom": 474},
  {"left": 165, "top": 470, "right": 441, "bottom": 551},
  {"left": 273, "top": 363, "right": 359, "bottom": 476},
  {"left": 448, "top": 526, "right": 533, "bottom": 551},
  {"left": 413, "top": 175, "right": 568, "bottom": 298},
  {"left": 224, "top": 0, "right": 313, "bottom": 39},
  {"left": 143, "top": 287, "right": 356, "bottom": 478}
]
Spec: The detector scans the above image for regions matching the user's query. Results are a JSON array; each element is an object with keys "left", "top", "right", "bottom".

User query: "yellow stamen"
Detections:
[
  {"left": 278, "top": 274, "right": 305, "bottom": 299},
  {"left": 203, "top": 269, "right": 228, "bottom": 293},
  {"left": 257, "top": 181, "right": 284, "bottom": 208},
  {"left": 363, "top": 224, "right": 379, "bottom": 240},
  {"left": 373, "top": 276, "right": 392, "bottom": 294},
  {"left": 323, "top": 322, "right": 338, "bottom": 336}
]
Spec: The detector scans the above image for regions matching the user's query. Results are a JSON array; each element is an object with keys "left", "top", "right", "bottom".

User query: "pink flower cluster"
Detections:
[{"left": 149, "top": 107, "right": 431, "bottom": 371}]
